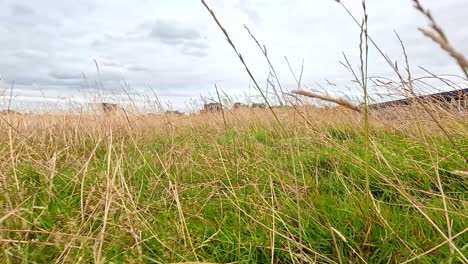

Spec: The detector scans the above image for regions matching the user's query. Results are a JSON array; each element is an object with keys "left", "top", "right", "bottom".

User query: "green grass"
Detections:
[{"left": 0, "top": 113, "right": 466, "bottom": 263}]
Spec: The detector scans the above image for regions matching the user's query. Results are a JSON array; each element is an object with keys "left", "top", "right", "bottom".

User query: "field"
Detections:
[
  {"left": 0, "top": 104, "right": 466, "bottom": 263},
  {"left": 1, "top": 0, "right": 468, "bottom": 263}
]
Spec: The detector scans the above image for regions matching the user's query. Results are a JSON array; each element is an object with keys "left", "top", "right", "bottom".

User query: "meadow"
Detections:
[
  {"left": 0, "top": 103, "right": 466, "bottom": 263},
  {"left": 1, "top": 0, "right": 467, "bottom": 263}
]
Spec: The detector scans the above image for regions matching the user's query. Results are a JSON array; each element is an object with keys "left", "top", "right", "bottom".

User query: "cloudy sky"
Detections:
[{"left": 0, "top": 0, "right": 467, "bottom": 112}]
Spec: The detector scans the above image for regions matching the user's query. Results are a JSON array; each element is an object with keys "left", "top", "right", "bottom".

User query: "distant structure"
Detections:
[
  {"left": 370, "top": 88, "right": 467, "bottom": 109},
  {"left": 233, "top": 102, "right": 247, "bottom": 109},
  {"left": 203, "top": 102, "right": 222, "bottom": 112},
  {"left": 0, "top": 110, "right": 20, "bottom": 115},
  {"left": 89, "top": 102, "right": 120, "bottom": 114},
  {"left": 165, "top": 110, "right": 183, "bottom": 115},
  {"left": 251, "top": 103, "right": 267, "bottom": 109}
]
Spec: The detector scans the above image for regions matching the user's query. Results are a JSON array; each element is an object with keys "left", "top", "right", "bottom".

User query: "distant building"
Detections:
[
  {"left": 233, "top": 102, "right": 247, "bottom": 109},
  {"left": 370, "top": 88, "right": 467, "bottom": 109},
  {"left": 89, "top": 103, "right": 120, "bottom": 113},
  {"left": 165, "top": 110, "right": 183, "bottom": 115},
  {"left": 203, "top": 102, "right": 222, "bottom": 112},
  {"left": 251, "top": 103, "right": 267, "bottom": 109}
]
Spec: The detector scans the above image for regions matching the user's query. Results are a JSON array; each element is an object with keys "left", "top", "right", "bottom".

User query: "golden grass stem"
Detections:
[{"left": 292, "top": 90, "right": 362, "bottom": 113}]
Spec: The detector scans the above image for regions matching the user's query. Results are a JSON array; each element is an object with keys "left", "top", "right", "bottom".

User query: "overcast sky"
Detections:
[{"left": 0, "top": 0, "right": 467, "bottom": 112}]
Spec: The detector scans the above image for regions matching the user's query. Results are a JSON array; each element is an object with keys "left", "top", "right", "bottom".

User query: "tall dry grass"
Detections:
[
  {"left": 0, "top": 0, "right": 467, "bottom": 263},
  {"left": 1, "top": 100, "right": 467, "bottom": 262}
]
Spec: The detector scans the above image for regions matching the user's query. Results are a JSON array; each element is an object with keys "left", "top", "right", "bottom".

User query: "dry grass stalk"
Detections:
[
  {"left": 200, "top": 0, "right": 288, "bottom": 137},
  {"left": 413, "top": 0, "right": 468, "bottom": 77},
  {"left": 292, "top": 90, "right": 362, "bottom": 113},
  {"left": 451, "top": 170, "right": 468, "bottom": 178},
  {"left": 419, "top": 29, "right": 468, "bottom": 70}
]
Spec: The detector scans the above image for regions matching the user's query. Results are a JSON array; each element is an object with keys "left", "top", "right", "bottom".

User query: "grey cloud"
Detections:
[
  {"left": 11, "top": 76, "right": 41, "bottom": 86},
  {"left": 181, "top": 40, "right": 210, "bottom": 57},
  {"left": 50, "top": 72, "right": 83, "bottom": 80},
  {"left": 238, "top": 0, "right": 262, "bottom": 24},
  {"left": 182, "top": 47, "right": 208, "bottom": 57},
  {"left": 4, "top": 75, "right": 81, "bottom": 89},
  {"left": 13, "top": 74, "right": 83, "bottom": 88},
  {"left": 11, "top": 4, "right": 35, "bottom": 16},
  {"left": 14, "top": 49, "right": 48, "bottom": 59},
  {"left": 151, "top": 19, "right": 201, "bottom": 44},
  {"left": 46, "top": 68, "right": 125, "bottom": 90},
  {"left": 91, "top": 39, "right": 103, "bottom": 47},
  {"left": 188, "top": 41, "right": 209, "bottom": 50},
  {"left": 98, "top": 59, "right": 121, "bottom": 68},
  {"left": 243, "top": 8, "right": 261, "bottom": 24},
  {"left": 3, "top": 2, "right": 60, "bottom": 28},
  {"left": 127, "top": 65, "right": 150, "bottom": 72},
  {"left": 159, "top": 37, "right": 182, "bottom": 45},
  {"left": 82, "top": 71, "right": 123, "bottom": 82},
  {"left": 149, "top": 19, "right": 209, "bottom": 56}
]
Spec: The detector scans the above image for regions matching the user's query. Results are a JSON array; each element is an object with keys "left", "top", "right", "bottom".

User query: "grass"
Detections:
[
  {"left": 0, "top": 105, "right": 466, "bottom": 263},
  {"left": 1, "top": 0, "right": 467, "bottom": 262}
]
